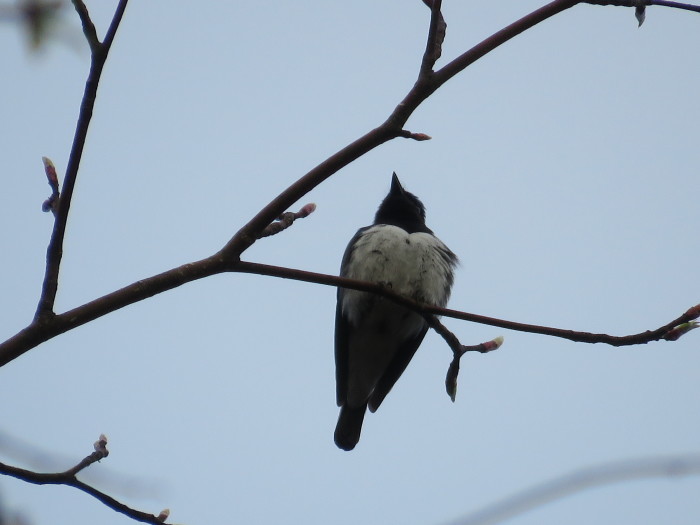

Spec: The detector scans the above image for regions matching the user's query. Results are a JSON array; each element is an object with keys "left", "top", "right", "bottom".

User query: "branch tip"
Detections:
[
  {"left": 41, "top": 156, "right": 60, "bottom": 215},
  {"left": 399, "top": 130, "right": 432, "bottom": 141},
  {"left": 446, "top": 356, "right": 460, "bottom": 402},
  {"left": 663, "top": 321, "right": 699, "bottom": 341},
  {"left": 685, "top": 304, "right": 700, "bottom": 320},
  {"left": 258, "top": 203, "right": 317, "bottom": 239},
  {"left": 71, "top": 0, "right": 100, "bottom": 51},
  {"left": 481, "top": 335, "right": 505, "bottom": 353},
  {"left": 93, "top": 433, "right": 109, "bottom": 456},
  {"left": 420, "top": 0, "right": 446, "bottom": 74}
]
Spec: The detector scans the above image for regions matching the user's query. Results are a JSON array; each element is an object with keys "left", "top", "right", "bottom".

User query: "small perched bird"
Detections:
[{"left": 334, "top": 173, "right": 458, "bottom": 451}]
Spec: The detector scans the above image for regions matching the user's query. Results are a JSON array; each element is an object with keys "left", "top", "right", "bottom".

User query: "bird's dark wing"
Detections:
[
  {"left": 367, "top": 323, "right": 429, "bottom": 412},
  {"left": 335, "top": 293, "right": 350, "bottom": 406},
  {"left": 334, "top": 227, "right": 367, "bottom": 406}
]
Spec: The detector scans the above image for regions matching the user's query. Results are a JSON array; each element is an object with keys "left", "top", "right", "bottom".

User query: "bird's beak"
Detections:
[{"left": 390, "top": 172, "right": 404, "bottom": 195}]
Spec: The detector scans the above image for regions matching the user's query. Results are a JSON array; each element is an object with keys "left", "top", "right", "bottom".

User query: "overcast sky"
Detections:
[{"left": 1, "top": 2, "right": 699, "bottom": 525}]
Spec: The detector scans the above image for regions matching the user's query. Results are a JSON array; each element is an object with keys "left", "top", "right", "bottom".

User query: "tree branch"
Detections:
[
  {"left": 420, "top": 0, "right": 446, "bottom": 75},
  {"left": 426, "top": 316, "right": 504, "bottom": 402},
  {"left": 3, "top": 257, "right": 696, "bottom": 368},
  {"left": 232, "top": 261, "right": 699, "bottom": 347},
  {"left": 0, "top": 434, "right": 169, "bottom": 524},
  {"left": 70, "top": 0, "right": 99, "bottom": 52},
  {"left": 102, "top": 0, "right": 128, "bottom": 52},
  {"left": 584, "top": 0, "right": 700, "bottom": 14},
  {"left": 434, "top": 0, "right": 579, "bottom": 89},
  {"left": 34, "top": 0, "right": 129, "bottom": 322},
  {"left": 1, "top": 254, "right": 226, "bottom": 367}
]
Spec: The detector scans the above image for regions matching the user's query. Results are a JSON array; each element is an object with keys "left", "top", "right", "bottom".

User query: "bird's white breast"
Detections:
[{"left": 342, "top": 225, "right": 454, "bottom": 326}]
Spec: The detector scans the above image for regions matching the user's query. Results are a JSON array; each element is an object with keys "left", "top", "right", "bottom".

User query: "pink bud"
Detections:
[
  {"left": 298, "top": 202, "right": 316, "bottom": 218},
  {"left": 42, "top": 156, "right": 59, "bottom": 189}
]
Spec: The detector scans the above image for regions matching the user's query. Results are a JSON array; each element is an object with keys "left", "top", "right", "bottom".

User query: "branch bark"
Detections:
[
  {"left": 0, "top": 434, "right": 169, "bottom": 524},
  {"left": 584, "top": 0, "right": 700, "bottom": 14},
  {"left": 0, "top": 462, "right": 166, "bottom": 525},
  {"left": 34, "top": 0, "right": 129, "bottom": 322}
]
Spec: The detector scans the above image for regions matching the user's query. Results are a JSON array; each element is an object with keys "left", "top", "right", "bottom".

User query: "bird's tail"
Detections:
[{"left": 334, "top": 404, "right": 367, "bottom": 451}]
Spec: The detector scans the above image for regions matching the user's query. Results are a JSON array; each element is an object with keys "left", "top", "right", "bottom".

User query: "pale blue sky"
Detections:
[{"left": 1, "top": 2, "right": 699, "bottom": 525}]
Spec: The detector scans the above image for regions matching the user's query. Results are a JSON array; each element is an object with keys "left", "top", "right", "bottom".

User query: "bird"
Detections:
[{"left": 334, "top": 172, "right": 458, "bottom": 451}]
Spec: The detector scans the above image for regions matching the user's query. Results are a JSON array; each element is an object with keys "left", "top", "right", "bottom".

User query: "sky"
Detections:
[{"left": 1, "top": 1, "right": 699, "bottom": 524}]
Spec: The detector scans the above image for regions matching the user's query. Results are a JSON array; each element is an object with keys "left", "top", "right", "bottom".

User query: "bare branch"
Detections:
[
  {"left": 231, "top": 261, "right": 700, "bottom": 347},
  {"left": 584, "top": 0, "right": 700, "bottom": 15},
  {"left": 0, "top": 253, "right": 226, "bottom": 367},
  {"left": 426, "top": 316, "right": 504, "bottom": 401},
  {"left": 35, "top": 0, "right": 129, "bottom": 322},
  {"left": 70, "top": 0, "right": 99, "bottom": 51},
  {"left": 446, "top": 454, "right": 700, "bottom": 525},
  {"left": 435, "top": 0, "right": 579, "bottom": 88},
  {"left": 653, "top": 0, "right": 700, "bottom": 12},
  {"left": 0, "top": 434, "right": 168, "bottom": 524},
  {"left": 420, "top": 0, "right": 446, "bottom": 75},
  {"left": 64, "top": 434, "right": 108, "bottom": 476},
  {"left": 102, "top": 0, "right": 128, "bottom": 52},
  {"left": 2, "top": 254, "right": 697, "bottom": 367}
]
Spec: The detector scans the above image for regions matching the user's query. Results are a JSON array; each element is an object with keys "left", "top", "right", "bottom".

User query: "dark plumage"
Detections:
[{"left": 334, "top": 173, "right": 457, "bottom": 451}]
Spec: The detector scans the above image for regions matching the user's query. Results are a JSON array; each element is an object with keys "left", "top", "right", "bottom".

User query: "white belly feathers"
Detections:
[{"left": 341, "top": 225, "right": 454, "bottom": 327}]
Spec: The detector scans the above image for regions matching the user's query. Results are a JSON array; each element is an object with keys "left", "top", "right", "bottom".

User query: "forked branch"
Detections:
[
  {"left": 34, "top": 0, "right": 129, "bottom": 322},
  {"left": 0, "top": 435, "right": 170, "bottom": 524}
]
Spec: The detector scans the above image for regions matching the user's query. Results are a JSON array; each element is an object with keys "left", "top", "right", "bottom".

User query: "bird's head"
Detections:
[{"left": 374, "top": 172, "right": 430, "bottom": 234}]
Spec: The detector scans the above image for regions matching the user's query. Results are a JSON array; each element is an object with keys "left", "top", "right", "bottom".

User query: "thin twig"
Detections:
[
  {"left": 0, "top": 434, "right": 168, "bottom": 524},
  {"left": 0, "top": 462, "right": 166, "bottom": 524},
  {"left": 419, "top": 0, "right": 446, "bottom": 75},
  {"left": 102, "top": 0, "right": 128, "bottom": 52},
  {"left": 584, "top": 0, "right": 700, "bottom": 14},
  {"left": 434, "top": 0, "right": 579, "bottom": 88},
  {"left": 232, "top": 261, "right": 699, "bottom": 347},
  {"left": 653, "top": 0, "right": 700, "bottom": 12},
  {"left": 64, "top": 434, "right": 108, "bottom": 476},
  {"left": 70, "top": 0, "right": 99, "bottom": 51},
  {"left": 426, "top": 316, "right": 504, "bottom": 401},
  {"left": 34, "top": 0, "right": 129, "bottom": 322}
]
